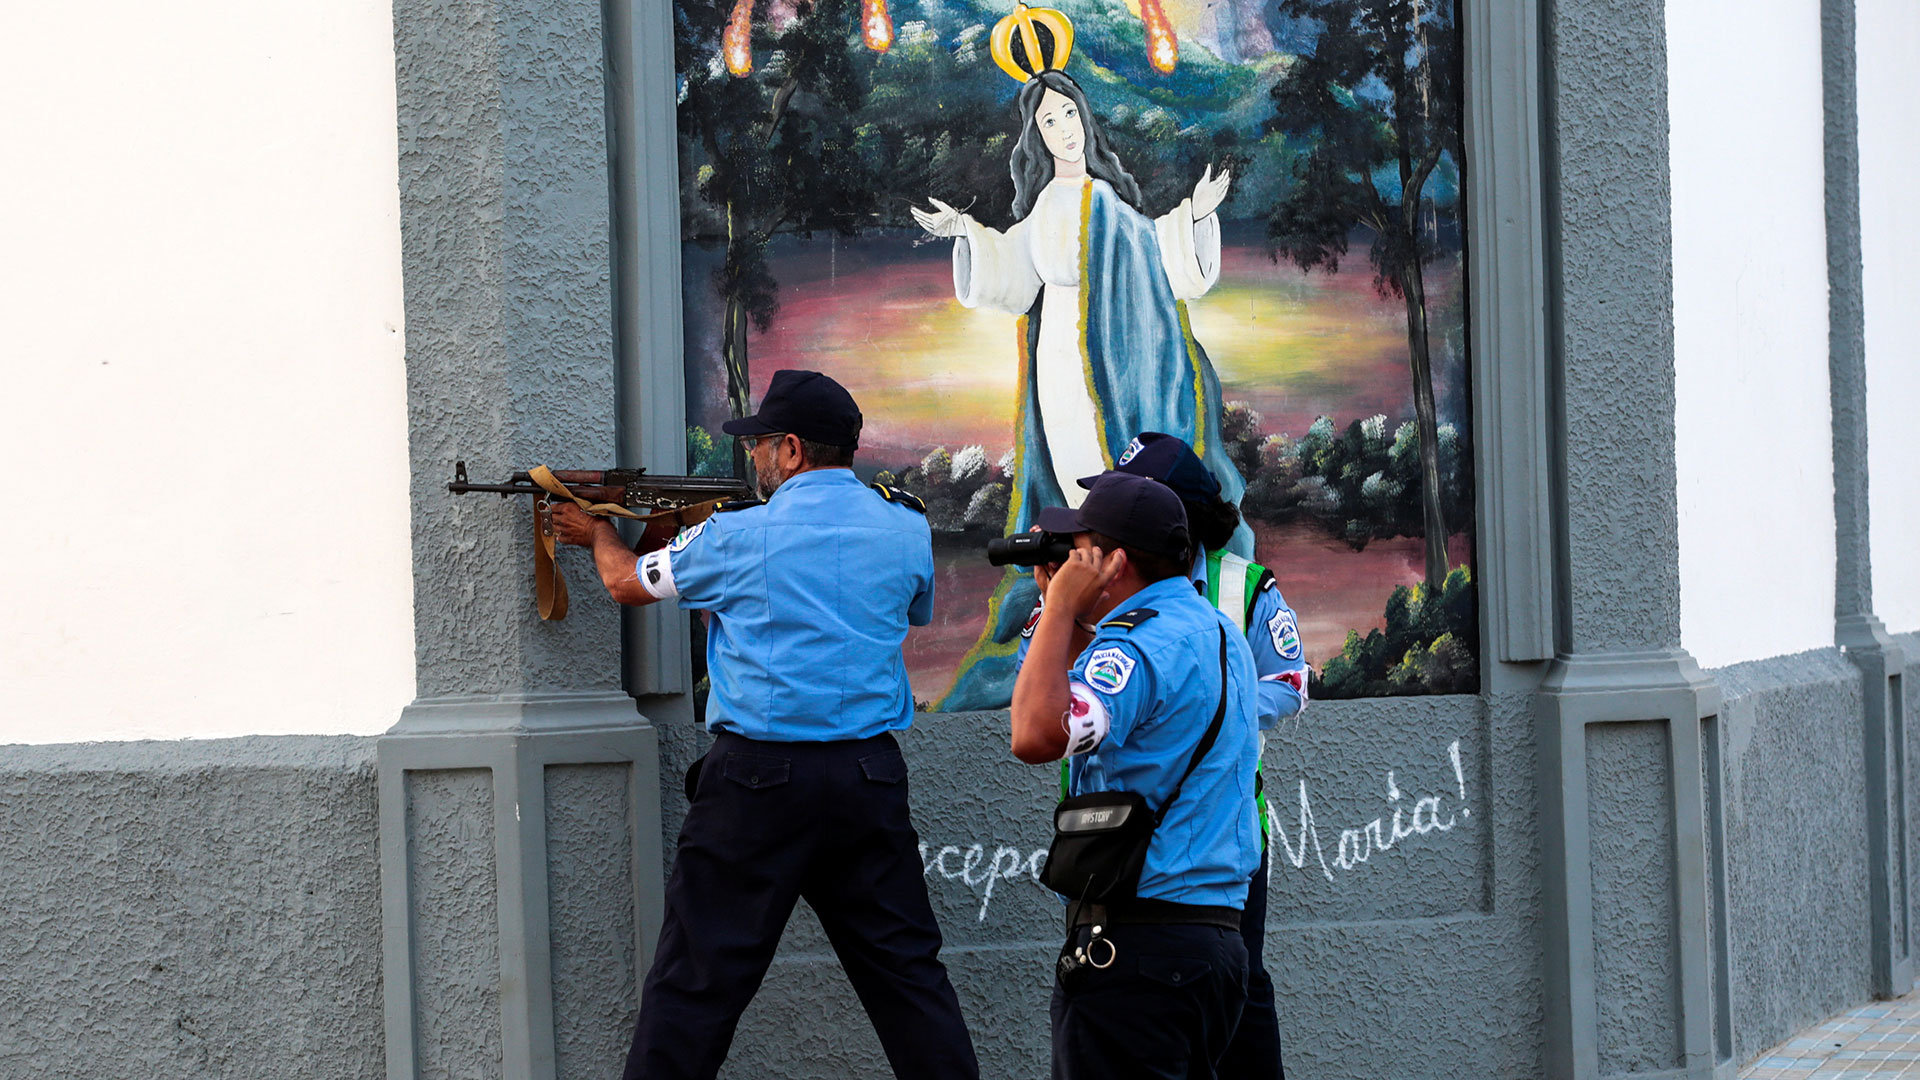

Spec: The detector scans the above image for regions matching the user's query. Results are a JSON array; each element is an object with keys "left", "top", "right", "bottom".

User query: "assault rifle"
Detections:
[{"left": 448, "top": 461, "right": 752, "bottom": 620}]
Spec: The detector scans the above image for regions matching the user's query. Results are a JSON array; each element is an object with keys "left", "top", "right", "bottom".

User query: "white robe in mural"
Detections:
[{"left": 949, "top": 176, "right": 1223, "bottom": 502}]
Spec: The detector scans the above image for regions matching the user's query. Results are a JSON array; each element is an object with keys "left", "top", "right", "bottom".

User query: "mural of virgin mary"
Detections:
[{"left": 917, "top": 4, "right": 1252, "bottom": 710}]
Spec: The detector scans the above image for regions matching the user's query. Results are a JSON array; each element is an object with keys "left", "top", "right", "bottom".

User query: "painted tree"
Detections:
[
  {"left": 678, "top": 0, "right": 875, "bottom": 431},
  {"left": 1264, "top": 0, "right": 1460, "bottom": 588}
]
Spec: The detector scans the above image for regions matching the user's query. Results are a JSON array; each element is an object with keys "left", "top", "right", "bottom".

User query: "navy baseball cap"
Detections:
[
  {"left": 1079, "top": 431, "right": 1221, "bottom": 502},
  {"left": 1037, "top": 472, "right": 1192, "bottom": 559},
  {"left": 721, "top": 369, "right": 863, "bottom": 447}
]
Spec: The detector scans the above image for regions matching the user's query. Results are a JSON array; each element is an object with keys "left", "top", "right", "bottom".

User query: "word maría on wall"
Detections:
[
  {"left": 914, "top": 739, "right": 1474, "bottom": 920},
  {"left": 1273, "top": 739, "right": 1472, "bottom": 883},
  {"left": 917, "top": 841, "right": 1050, "bottom": 922}
]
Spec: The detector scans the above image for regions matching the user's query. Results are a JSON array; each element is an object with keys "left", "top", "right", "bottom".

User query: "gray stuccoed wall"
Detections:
[
  {"left": 0, "top": 737, "right": 384, "bottom": 1078},
  {"left": 384, "top": 0, "right": 658, "bottom": 1074},
  {"left": 1715, "top": 650, "right": 1875, "bottom": 1064},
  {"left": 1907, "top": 633, "right": 1920, "bottom": 989}
]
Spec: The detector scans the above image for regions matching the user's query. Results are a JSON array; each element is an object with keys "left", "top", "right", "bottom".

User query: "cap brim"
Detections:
[
  {"left": 1074, "top": 472, "right": 1105, "bottom": 490},
  {"left": 1035, "top": 506, "right": 1085, "bottom": 534},
  {"left": 719, "top": 415, "right": 782, "bottom": 437}
]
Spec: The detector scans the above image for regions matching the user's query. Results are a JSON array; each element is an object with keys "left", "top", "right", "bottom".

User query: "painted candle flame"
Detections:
[
  {"left": 723, "top": 0, "right": 756, "bottom": 76},
  {"left": 1139, "top": 0, "right": 1178, "bottom": 73},
  {"left": 862, "top": 0, "right": 894, "bottom": 51}
]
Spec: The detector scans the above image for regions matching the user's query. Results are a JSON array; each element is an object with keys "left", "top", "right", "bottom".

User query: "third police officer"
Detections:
[
  {"left": 1010, "top": 470, "right": 1262, "bottom": 1080},
  {"left": 1105, "top": 432, "right": 1307, "bottom": 1080}
]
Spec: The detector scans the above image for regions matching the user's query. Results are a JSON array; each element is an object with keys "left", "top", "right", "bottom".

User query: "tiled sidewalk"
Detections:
[{"left": 1741, "top": 990, "right": 1920, "bottom": 1079}]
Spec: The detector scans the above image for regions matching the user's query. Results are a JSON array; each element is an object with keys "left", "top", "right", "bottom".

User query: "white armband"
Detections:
[
  {"left": 638, "top": 548, "right": 678, "bottom": 600},
  {"left": 1064, "top": 682, "right": 1111, "bottom": 756}
]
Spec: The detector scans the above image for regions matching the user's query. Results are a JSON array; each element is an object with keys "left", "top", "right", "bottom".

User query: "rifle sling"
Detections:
[
  {"left": 533, "top": 499, "right": 570, "bottom": 621},
  {"left": 524, "top": 465, "right": 732, "bottom": 622}
]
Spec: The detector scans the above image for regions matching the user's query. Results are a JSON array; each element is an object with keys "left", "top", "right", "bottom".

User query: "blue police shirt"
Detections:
[
  {"left": 636, "top": 468, "right": 934, "bottom": 741},
  {"left": 1062, "top": 574, "right": 1262, "bottom": 909},
  {"left": 1190, "top": 550, "right": 1308, "bottom": 728}
]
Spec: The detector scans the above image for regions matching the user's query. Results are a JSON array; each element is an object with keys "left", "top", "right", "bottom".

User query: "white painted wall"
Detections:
[
  {"left": 1669, "top": 0, "right": 1837, "bottom": 669},
  {"left": 0, "top": 0, "right": 416, "bottom": 742},
  {"left": 1858, "top": 0, "right": 1920, "bottom": 637}
]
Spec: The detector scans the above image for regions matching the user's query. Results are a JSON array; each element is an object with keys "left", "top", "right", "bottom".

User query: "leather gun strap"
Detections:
[
  {"left": 534, "top": 500, "right": 569, "bottom": 621},
  {"left": 527, "top": 465, "right": 643, "bottom": 519}
]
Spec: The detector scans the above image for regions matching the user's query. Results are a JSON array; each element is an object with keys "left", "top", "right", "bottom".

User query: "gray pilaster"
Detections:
[
  {"left": 1536, "top": 0, "right": 1733, "bottom": 1074},
  {"left": 1462, "top": 0, "right": 1555, "bottom": 673},
  {"left": 609, "top": 0, "right": 694, "bottom": 696},
  {"left": 379, "top": 700, "right": 662, "bottom": 1080},
  {"left": 1822, "top": 0, "right": 1913, "bottom": 1001},
  {"left": 384, "top": 0, "right": 666, "bottom": 1073}
]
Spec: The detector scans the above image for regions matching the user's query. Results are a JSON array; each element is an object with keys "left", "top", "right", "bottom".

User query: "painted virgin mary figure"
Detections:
[{"left": 919, "top": 4, "right": 1252, "bottom": 710}]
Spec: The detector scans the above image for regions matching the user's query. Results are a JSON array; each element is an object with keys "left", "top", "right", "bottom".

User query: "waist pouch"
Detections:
[
  {"left": 1040, "top": 790, "right": 1156, "bottom": 902},
  {"left": 1040, "top": 627, "right": 1229, "bottom": 905}
]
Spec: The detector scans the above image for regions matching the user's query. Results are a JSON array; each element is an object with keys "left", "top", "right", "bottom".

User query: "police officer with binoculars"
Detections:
[
  {"left": 1007, "top": 433, "right": 1309, "bottom": 1079},
  {"left": 1010, "top": 468, "right": 1264, "bottom": 1080}
]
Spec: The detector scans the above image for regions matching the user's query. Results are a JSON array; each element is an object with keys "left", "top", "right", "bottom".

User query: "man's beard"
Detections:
[{"left": 754, "top": 461, "right": 792, "bottom": 499}]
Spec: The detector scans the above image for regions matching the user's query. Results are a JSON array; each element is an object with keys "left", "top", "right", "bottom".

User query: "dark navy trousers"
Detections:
[
  {"left": 623, "top": 731, "right": 980, "bottom": 1080},
  {"left": 1050, "top": 922, "right": 1249, "bottom": 1080},
  {"left": 1216, "top": 844, "right": 1284, "bottom": 1079}
]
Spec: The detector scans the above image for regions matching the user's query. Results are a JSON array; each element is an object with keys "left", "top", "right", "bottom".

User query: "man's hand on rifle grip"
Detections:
[
  {"left": 552, "top": 502, "right": 656, "bottom": 606},
  {"left": 550, "top": 503, "right": 606, "bottom": 548}
]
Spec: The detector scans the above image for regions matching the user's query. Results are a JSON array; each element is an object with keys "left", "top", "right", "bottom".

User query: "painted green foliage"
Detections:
[{"left": 1316, "top": 566, "right": 1477, "bottom": 697}]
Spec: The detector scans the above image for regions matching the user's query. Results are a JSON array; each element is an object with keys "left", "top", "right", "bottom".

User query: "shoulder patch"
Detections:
[
  {"left": 1266, "top": 606, "right": 1302, "bottom": 661},
  {"left": 1082, "top": 647, "right": 1138, "bottom": 695},
  {"left": 870, "top": 483, "right": 927, "bottom": 513},
  {"left": 715, "top": 497, "right": 764, "bottom": 513},
  {"left": 667, "top": 519, "right": 711, "bottom": 554},
  {"left": 1100, "top": 607, "right": 1159, "bottom": 631}
]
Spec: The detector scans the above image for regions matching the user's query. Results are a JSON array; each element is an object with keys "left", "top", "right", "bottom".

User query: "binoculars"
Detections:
[{"left": 985, "top": 531, "right": 1075, "bottom": 567}]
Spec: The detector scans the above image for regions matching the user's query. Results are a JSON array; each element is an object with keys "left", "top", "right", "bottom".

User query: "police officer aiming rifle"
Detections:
[
  {"left": 1010, "top": 471, "right": 1263, "bottom": 1079},
  {"left": 550, "top": 369, "right": 980, "bottom": 1080}
]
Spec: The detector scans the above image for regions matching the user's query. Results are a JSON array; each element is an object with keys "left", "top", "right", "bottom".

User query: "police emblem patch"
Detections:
[
  {"left": 1083, "top": 647, "right": 1136, "bottom": 695},
  {"left": 1116, "top": 437, "right": 1145, "bottom": 466},
  {"left": 666, "top": 520, "right": 709, "bottom": 554},
  {"left": 1267, "top": 608, "right": 1302, "bottom": 661}
]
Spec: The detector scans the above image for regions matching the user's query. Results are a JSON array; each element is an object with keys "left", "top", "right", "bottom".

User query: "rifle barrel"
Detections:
[{"left": 448, "top": 482, "right": 542, "bottom": 495}]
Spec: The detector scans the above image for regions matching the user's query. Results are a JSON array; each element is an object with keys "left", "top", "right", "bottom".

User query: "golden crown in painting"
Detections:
[{"left": 990, "top": 4, "right": 1075, "bottom": 83}]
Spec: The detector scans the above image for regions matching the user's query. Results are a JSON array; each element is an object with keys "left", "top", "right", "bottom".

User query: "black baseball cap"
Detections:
[
  {"left": 1036, "top": 472, "right": 1192, "bottom": 560},
  {"left": 1080, "top": 431, "right": 1221, "bottom": 502},
  {"left": 720, "top": 369, "right": 863, "bottom": 447}
]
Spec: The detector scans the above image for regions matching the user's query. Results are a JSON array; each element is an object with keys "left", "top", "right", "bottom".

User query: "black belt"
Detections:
[{"left": 1068, "top": 899, "right": 1240, "bottom": 932}]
